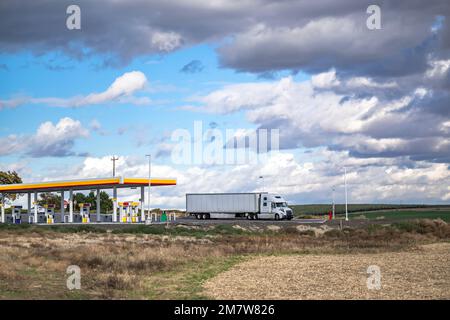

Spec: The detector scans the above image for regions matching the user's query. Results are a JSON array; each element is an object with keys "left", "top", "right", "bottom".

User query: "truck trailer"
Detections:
[{"left": 186, "top": 193, "right": 293, "bottom": 220}]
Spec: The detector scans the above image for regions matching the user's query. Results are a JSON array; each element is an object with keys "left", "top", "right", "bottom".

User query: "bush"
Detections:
[
  {"left": 324, "top": 229, "right": 343, "bottom": 238},
  {"left": 0, "top": 223, "right": 32, "bottom": 231},
  {"left": 393, "top": 219, "right": 450, "bottom": 238},
  {"left": 46, "top": 225, "right": 106, "bottom": 233}
]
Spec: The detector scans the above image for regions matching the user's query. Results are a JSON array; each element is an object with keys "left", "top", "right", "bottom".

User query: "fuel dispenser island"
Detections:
[
  {"left": 119, "top": 201, "right": 141, "bottom": 223},
  {"left": 79, "top": 203, "right": 91, "bottom": 223},
  {"left": 44, "top": 204, "right": 56, "bottom": 224},
  {"left": 12, "top": 205, "right": 22, "bottom": 224}
]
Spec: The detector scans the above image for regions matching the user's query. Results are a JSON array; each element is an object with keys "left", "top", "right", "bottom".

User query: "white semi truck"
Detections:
[{"left": 186, "top": 193, "right": 293, "bottom": 220}]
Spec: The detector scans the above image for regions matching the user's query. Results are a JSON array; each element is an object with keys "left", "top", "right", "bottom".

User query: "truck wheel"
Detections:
[
  {"left": 196, "top": 214, "right": 201, "bottom": 220},
  {"left": 246, "top": 214, "right": 251, "bottom": 220},
  {"left": 202, "top": 214, "right": 207, "bottom": 220},
  {"left": 275, "top": 214, "right": 280, "bottom": 220}
]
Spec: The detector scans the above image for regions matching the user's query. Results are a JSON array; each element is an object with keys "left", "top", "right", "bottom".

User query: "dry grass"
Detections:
[
  {"left": 0, "top": 232, "right": 229, "bottom": 299},
  {"left": 0, "top": 219, "right": 449, "bottom": 299}
]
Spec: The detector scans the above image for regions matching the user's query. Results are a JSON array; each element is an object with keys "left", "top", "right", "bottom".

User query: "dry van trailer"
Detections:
[{"left": 186, "top": 193, "right": 293, "bottom": 220}]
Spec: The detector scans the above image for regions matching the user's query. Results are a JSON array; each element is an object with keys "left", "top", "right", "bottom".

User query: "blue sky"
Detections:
[
  {"left": 0, "top": 43, "right": 310, "bottom": 176},
  {"left": 0, "top": 44, "right": 307, "bottom": 158},
  {"left": 0, "top": 1, "right": 449, "bottom": 206}
]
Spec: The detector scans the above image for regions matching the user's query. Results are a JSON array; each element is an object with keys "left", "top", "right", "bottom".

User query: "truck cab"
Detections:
[{"left": 259, "top": 193, "right": 293, "bottom": 220}]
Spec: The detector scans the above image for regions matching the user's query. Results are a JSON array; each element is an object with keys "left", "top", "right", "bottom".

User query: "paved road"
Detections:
[
  {"left": 33, "top": 217, "right": 328, "bottom": 229},
  {"left": 174, "top": 217, "right": 327, "bottom": 226}
]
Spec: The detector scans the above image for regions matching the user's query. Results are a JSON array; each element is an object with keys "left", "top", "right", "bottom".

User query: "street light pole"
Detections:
[
  {"left": 344, "top": 167, "right": 348, "bottom": 221},
  {"left": 332, "top": 186, "right": 335, "bottom": 220},
  {"left": 146, "top": 154, "right": 151, "bottom": 221}
]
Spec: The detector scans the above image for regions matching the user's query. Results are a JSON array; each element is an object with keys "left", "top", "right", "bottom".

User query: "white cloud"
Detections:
[
  {"left": 311, "top": 69, "right": 397, "bottom": 89},
  {"left": 311, "top": 69, "right": 340, "bottom": 88},
  {"left": 426, "top": 59, "right": 450, "bottom": 78},
  {"left": 191, "top": 71, "right": 449, "bottom": 162},
  {"left": 77, "top": 70, "right": 147, "bottom": 106},
  {"left": 345, "top": 77, "right": 397, "bottom": 89},
  {"left": 151, "top": 31, "right": 182, "bottom": 52},
  {"left": 0, "top": 71, "right": 148, "bottom": 109},
  {"left": 0, "top": 117, "right": 89, "bottom": 157},
  {"left": 0, "top": 134, "right": 23, "bottom": 156},
  {"left": 7, "top": 150, "right": 450, "bottom": 208}
]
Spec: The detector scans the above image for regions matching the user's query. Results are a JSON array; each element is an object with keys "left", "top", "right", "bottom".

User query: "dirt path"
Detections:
[{"left": 203, "top": 242, "right": 450, "bottom": 300}]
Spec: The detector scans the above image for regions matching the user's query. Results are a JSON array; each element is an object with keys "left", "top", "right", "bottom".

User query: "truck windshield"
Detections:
[{"left": 275, "top": 202, "right": 287, "bottom": 207}]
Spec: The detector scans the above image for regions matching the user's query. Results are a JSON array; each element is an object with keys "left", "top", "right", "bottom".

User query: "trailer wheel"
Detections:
[
  {"left": 246, "top": 214, "right": 252, "bottom": 220},
  {"left": 196, "top": 214, "right": 201, "bottom": 220}
]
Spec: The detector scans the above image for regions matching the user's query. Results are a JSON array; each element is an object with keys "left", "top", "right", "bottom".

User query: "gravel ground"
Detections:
[{"left": 203, "top": 242, "right": 450, "bottom": 300}]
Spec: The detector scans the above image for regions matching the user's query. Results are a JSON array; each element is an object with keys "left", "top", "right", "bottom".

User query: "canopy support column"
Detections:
[
  {"left": 112, "top": 187, "right": 117, "bottom": 222},
  {"left": 96, "top": 189, "right": 101, "bottom": 222},
  {"left": 60, "top": 191, "right": 65, "bottom": 223},
  {"left": 33, "top": 191, "right": 38, "bottom": 224},
  {"left": 27, "top": 192, "right": 31, "bottom": 215},
  {"left": 69, "top": 189, "right": 73, "bottom": 223},
  {"left": 140, "top": 186, "right": 145, "bottom": 222},
  {"left": 0, "top": 193, "right": 4, "bottom": 223}
]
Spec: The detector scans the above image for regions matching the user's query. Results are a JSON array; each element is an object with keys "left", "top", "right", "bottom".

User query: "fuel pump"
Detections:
[
  {"left": 79, "top": 203, "right": 91, "bottom": 223},
  {"left": 12, "top": 205, "right": 22, "bottom": 224},
  {"left": 130, "top": 202, "right": 140, "bottom": 223},
  {"left": 118, "top": 202, "right": 140, "bottom": 223},
  {"left": 119, "top": 202, "right": 129, "bottom": 223},
  {"left": 44, "top": 204, "right": 55, "bottom": 224}
]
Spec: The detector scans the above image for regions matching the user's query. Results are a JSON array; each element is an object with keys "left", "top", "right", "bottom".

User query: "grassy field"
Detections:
[
  {"left": 0, "top": 219, "right": 449, "bottom": 299},
  {"left": 349, "top": 208, "right": 450, "bottom": 222},
  {"left": 291, "top": 203, "right": 450, "bottom": 216}
]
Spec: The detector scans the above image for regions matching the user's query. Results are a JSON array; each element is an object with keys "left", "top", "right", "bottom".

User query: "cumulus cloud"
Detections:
[
  {"left": 151, "top": 31, "right": 183, "bottom": 52},
  {"left": 0, "top": 117, "right": 89, "bottom": 157},
  {"left": 218, "top": 14, "right": 434, "bottom": 77},
  {"left": 8, "top": 151, "right": 450, "bottom": 208},
  {"left": 2, "top": 0, "right": 449, "bottom": 205},
  {"left": 0, "top": 134, "right": 23, "bottom": 156},
  {"left": 1, "top": 0, "right": 447, "bottom": 75},
  {"left": 0, "top": 71, "right": 148, "bottom": 109},
  {"left": 193, "top": 70, "right": 450, "bottom": 163}
]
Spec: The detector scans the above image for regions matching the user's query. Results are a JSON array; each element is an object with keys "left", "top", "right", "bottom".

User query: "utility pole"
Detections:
[
  {"left": 146, "top": 154, "right": 151, "bottom": 221},
  {"left": 344, "top": 167, "right": 348, "bottom": 221},
  {"left": 111, "top": 156, "right": 119, "bottom": 177}
]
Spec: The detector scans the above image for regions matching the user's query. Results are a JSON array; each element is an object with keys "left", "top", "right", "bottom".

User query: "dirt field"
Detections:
[{"left": 203, "top": 242, "right": 450, "bottom": 300}]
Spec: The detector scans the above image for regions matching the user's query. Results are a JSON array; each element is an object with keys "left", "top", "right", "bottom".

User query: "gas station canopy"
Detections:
[{"left": 0, "top": 177, "right": 176, "bottom": 193}]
